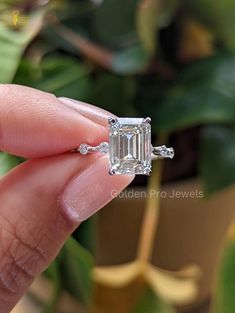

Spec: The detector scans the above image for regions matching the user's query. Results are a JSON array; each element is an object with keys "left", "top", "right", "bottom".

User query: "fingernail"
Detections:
[
  {"left": 58, "top": 97, "right": 115, "bottom": 127},
  {"left": 60, "top": 156, "right": 134, "bottom": 222}
]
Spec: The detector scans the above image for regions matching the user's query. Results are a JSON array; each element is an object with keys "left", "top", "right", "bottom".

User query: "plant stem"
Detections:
[
  {"left": 51, "top": 18, "right": 114, "bottom": 69},
  {"left": 137, "top": 135, "right": 166, "bottom": 263}
]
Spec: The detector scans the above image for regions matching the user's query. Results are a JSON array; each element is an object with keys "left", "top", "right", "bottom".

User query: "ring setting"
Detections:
[{"left": 77, "top": 117, "right": 174, "bottom": 175}]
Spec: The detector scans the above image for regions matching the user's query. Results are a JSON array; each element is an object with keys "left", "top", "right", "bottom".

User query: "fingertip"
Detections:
[
  {"left": 60, "top": 156, "right": 135, "bottom": 222},
  {"left": 0, "top": 84, "right": 109, "bottom": 158}
]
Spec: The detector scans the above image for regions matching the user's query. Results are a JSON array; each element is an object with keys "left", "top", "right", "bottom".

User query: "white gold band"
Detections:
[{"left": 77, "top": 142, "right": 174, "bottom": 160}]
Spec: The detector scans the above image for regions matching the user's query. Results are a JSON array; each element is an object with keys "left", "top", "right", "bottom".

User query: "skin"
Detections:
[{"left": 0, "top": 84, "right": 134, "bottom": 313}]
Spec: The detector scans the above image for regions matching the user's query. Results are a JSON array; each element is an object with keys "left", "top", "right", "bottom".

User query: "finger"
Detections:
[
  {"left": 0, "top": 154, "right": 134, "bottom": 312},
  {"left": 0, "top": 84, "right": 111, "bottom": 158}
]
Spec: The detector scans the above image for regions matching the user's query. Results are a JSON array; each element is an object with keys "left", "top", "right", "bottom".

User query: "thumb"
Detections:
[{"left": 0, "top": 153, "right": 134, "bottom": 313}]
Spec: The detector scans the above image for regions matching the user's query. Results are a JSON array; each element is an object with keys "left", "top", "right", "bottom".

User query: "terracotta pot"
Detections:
[{"left": 95, "top": 179, "right": 235, "bottom": 312}]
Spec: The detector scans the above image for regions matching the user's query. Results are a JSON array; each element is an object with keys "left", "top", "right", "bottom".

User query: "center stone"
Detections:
[{"left": 109, "top": 118, "right": 152, "bottom": 175}]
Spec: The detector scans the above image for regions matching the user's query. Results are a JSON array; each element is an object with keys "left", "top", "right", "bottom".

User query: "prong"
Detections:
[
  {"left": 143, "top": 117, "right": 151, "bottom": 124},
  {"left": 108, "top": 117, "right": 117, "bottom": 125},
  {"left": 109, "top": 168, "right": 116, "bottom": 175},
  {"left": 168, "top": 147, "right": 175, "bottom": 159}
]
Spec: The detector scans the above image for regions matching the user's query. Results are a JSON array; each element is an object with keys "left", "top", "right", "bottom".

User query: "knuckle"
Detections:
[{"left": 0, "top": 216, "right": 48, "bottom": 301}]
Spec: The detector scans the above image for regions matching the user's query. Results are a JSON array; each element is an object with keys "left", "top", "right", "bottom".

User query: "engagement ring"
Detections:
[{"left": 77, "top": 117, "right": 174, "bottom": 175}]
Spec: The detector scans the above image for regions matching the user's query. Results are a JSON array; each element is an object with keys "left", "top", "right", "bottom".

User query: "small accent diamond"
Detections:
[
  {"left": 79, "top": 143, "right": 89, "bottom": 155},
  {"left": 98, "top": 142, "right": 109, "bottom": 154}
]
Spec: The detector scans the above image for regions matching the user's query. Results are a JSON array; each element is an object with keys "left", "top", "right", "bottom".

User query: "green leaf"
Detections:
[
  {"left": 112, "top": 45, "right": 150, "bottom": 74},
  {"left": 200, "top": 126, "right": 235, "bottom": 195},
  {"left": 60, "top": 237, "right": 94, "bottom": 306},
  {"left": 74, "top": 217, "right": 96, "bottom": 254},
  {"left": 131, "top": 287, "right": 176, "bottom": 313},
  {"left": 183, "top": 0, "right": 235, "bottom": 51},
  {"left": 0, "top": 9, "right": 45, "bottom": 83},
  {"left": 213, "top": 237, "right": 235, "bottom": 313},
  {"left": 14, "top": 56, "right": 91, "bottom": 100},
  {"left": 91, "top": 0, "right": 139, "bottom": 48},
  {"left": 145, "top": 54, "right": 235, "bottom": 132},
  {"left": 89, "top": 73, "right": 136, "bottom": 116},
  {"left": 36, "top": 57, "right": 91, "bottom": 99},
  {"left": 0, "top": 152, "right": 22, "bottom": 176},
  {"left": 42, "top": 260, "right": 62, "bottom": 313}
]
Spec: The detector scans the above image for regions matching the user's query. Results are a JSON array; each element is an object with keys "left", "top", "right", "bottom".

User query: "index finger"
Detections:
[{"left": 0, "top": 84, "right": 109, "bottom": 158}]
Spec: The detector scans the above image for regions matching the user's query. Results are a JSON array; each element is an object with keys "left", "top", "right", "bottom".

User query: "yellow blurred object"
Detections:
[
  {"left": 137, "top": 0, "right": 160, "bottom": 55},
  {"left": 146, "top": 265, "right": 200, "bottom": 305},
  {"left": 93, "top": 261, "right": 200, "bottom": 305},
  {"left": 0, "top": 9, "right": 29, "bottom": 29},
  {"left": 178, "top": 18, "right": 214, "bottom": 63}
]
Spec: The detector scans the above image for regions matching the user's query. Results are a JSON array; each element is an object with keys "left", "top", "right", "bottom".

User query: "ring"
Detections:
[{"left": 76, "top": 117, "right": 174, "bottom": 175}]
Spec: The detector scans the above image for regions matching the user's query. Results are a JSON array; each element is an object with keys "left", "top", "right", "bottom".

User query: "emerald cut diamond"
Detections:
[
  {"left": 77, "top": 116, "right": 174, "bottom": 175},
  {"left": 109, "top": 117, "right": 152, "bottom": 175}
]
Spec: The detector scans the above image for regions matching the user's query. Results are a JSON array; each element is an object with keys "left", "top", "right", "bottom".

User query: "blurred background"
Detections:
[{"left": 1, "top": 0, "right": 235, "bottom": 312}]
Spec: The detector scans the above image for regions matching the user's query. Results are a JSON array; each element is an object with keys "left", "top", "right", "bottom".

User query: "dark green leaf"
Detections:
[
  {"left": 60, "top": 237, "right": 94, "bottom": 305},
  {"left": 35, "top": 57, "right": 91, "bottom": 99},
  {"left": 200, "top": 126, "right": 235, "bottom": 195},
  {"left": 14, "top": 56, "right": 91, "bottom": 100},
  {"left": 13, "top": 59, "right": 41, "bottom": 86},
  {"left": 89, "top": 73, "right": 136, "bottom": 116},
  {"left": 144, "top": 54, "right": 235, "bottom": 132},
  {"left": 91, "top": 0, "right": 139, "bottom": 48},
  {"left": 73, "top": 217, "right": 96, "bottom": 254},
  {"left": 155, "top": 86, "right": 235, "bottom": 132},
  {"left": 131, "top": 287, "right": 176, "bottom": 313}
]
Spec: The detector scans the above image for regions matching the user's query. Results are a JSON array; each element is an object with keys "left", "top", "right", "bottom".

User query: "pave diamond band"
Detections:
[{"left": 76, "top": 117, "right": 174, "bottom": 175}]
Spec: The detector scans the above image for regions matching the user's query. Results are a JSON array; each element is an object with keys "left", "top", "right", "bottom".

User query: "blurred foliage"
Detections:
[
  {"left": 59, "top": 236, "right": 94, "bottom": 305},
  {"left": 14, "top": 56, "right": 92, "bottom": 99},
  {"left": 200, "top": 126, "right": 235, "bottom": 195},
  {"left": 0, "top": 152, "right": 23, "bottom": 175},
  {"left": 1, "top": 0, "right": 235, "bottom": 312},
  {"left": 0, "top": 8, "right": 45, "bottom": 82},
  {"left": 213, "top": 225, "right": 235, "bottom": 313},
  {"left": 44, "top": 236, "right": 94, "bottom": 309},
  {"left": 183, "top": 0, "right": 235, "bottom": 51},
  {"left": 131, "top": 287, "right": 176, "bottom": 313}
]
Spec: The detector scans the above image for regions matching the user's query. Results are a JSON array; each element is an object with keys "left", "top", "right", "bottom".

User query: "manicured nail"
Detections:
[
  {"left": 60, "top": 156, "right": 134, "bottom": 222},
  {"left": 58, "top": 97, "right": 115, "bottom": 127}
]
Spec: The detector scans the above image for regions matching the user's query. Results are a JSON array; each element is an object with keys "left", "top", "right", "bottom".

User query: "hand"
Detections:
[{"left": 0, "top": 84, "right": 134, "bottom": 313}]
